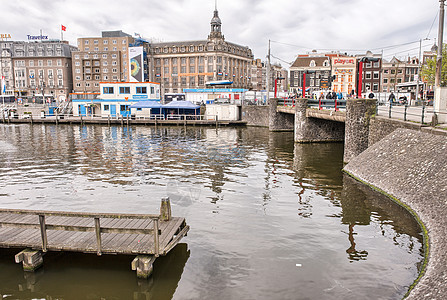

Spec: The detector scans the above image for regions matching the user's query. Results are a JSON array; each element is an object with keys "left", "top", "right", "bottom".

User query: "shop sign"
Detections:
[{"left": 27, "top": 35, "right": 49, "bottom": 40}]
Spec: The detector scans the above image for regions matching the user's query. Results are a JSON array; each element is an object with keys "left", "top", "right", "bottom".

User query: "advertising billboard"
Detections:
[{"left": 128, "top": 47, "right": 143, "bottom": 82}]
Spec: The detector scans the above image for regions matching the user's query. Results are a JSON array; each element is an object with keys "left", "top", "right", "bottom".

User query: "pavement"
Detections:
[{"left": 376, "top": 104, "right": 447, "bottom": 128}]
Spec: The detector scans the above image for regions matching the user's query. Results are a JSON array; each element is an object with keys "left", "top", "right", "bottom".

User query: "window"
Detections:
[
  {"left": 373, "top": 83, "right": 379, "bottom": 91},
  {"left": 122, "top": 40, "right": 127, "bottom": 44},
  {"left": 102, "top": 54, "right": 107, "bottom": 59},
  {"left": 103, "top": 40, "right": 108, "bottom": 44},
  {"left": 310, "top": 60, "right": 316, "bottom": 67},
  {"left": 136, "top": 87, "right": 147, "bottom": 94},
  {"left": 85, "top": 47, "right": 89, "bottom": 51},
  {"left": 112, "top": 61, "right": 117, "bottom": 66},
  {"left": 373, "top": 72, "right": 379, "bottom": 79},
  {"left": 29, "top": 60, "right": 34, "bottom": 67},
  {"left": 365, "top": 72, "right": 372, "bottom": 79},
  {"left": 150, "top": 87, "right": 154, "bottom": 94},
  {"left": 181, "top": 58, "right": 187, "bottom": 65},
  {"left": 57, "top": 59, "right": 62, "bottom": 66},
  {"left": 189, "top": 66, "right": 195, "bottom": 73},
  {"left": 104, "top": 105, "right": 110, "bottom": 111},
  {"left": 112, "top": 54, "right": 117, "bottom": 58},
  {"left": 84, "top": 40, "right": 89, "bottom": 45},
  {"left": 103, "top": 87, "right": 114, "bottom": 94},
  {"left": 383, "top": 78, "right": 388, "bottom": 84},
  {"left": 181, "top": 66, "right": 186, "bottom": 73},
  {"left": 104, "top": 47, "right": 108, "bottom": 51},
  {"left": 112, "top": 68, "right": 117, "bottom": 73},
  {"left": 112, "top": 40, "right": 117, "bottom": 44},
  {"left": 119, "top": 86, "right": 130, "bottom": 94},
  {"left": 38, "top": 60, "right": 43, "bottom": 67}
]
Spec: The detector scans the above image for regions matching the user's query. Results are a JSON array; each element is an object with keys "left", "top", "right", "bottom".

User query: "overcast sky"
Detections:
[{"left": 2, "top": 0, "right": 442, "bottom": 68}]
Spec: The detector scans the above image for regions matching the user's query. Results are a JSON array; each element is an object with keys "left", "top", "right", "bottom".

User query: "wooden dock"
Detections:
[{"left": 0, "top": 198, "right": 189, "bottom": 278}]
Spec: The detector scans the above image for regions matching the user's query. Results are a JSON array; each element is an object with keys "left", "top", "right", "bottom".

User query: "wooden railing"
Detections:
[{"left": 0, "top": 209, "right": 161, "bottom": 256}]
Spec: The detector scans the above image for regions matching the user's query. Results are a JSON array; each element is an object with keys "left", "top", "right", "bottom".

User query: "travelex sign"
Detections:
[
  {"left": 27, "top": 35, "right": 49, "bottom": 40},
  {"left": 1, "top": 34, "right": 12, "bottom": 39}
]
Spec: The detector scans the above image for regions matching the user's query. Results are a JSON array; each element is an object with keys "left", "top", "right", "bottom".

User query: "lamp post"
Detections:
[
  {"left": 435, "top": 0, "right": 445, "bottom": 88},
  {"left": 358, "top": 57, "right": 379, "bottom": 98},
  {"left": 274, "top": 76, "right": 285, "bottom": 98}
]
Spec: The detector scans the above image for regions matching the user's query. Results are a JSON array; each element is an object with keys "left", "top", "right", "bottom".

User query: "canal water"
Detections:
[{"left": 0, "top": 124, "right": 424, "bottom": 300}]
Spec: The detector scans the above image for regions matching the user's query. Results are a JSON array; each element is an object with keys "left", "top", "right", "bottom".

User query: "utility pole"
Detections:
[
  {"left": 267, "top": 39, "right": 271, "bottom": 103},
  {"left": 435, "top": 0, "right": 445, "bottom": 87}
]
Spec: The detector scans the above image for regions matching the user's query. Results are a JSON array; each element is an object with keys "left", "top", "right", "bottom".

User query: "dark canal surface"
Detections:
[{"left": 0, "top": 124, "right": 424, "bottom": 300}]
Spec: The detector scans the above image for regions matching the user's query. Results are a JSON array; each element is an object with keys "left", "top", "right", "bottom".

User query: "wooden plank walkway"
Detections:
[{"left": 0, "top": 198, "right": 189, "bottom": 277}]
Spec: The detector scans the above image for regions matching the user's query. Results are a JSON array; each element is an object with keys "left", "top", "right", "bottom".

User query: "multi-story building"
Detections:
[
  {"left": 0, "top": 42, "right": 14, "bottom": 95},
  {"left": 0, "top": 40, "right": 76, "bottom": 102},
  {"left": 381, "top": 57, "right": 407, "bottom": 93},
  {"left": 290, "top": 54, "right": 331, "bottom": 95},
  {"left": 270, "top": 63, "right": 288, "bottom": 94},
  {"left": 331, "top": 54, "right": 357, "bottom": 95},
  {"left": 356, "top": 51, "right": 382, "bottom": 93},
  {"left": 72, "top": 30, "right": 137, "bottom": 93},
  {"left": 250, "top": 59, "right": 265, "bottom": 91},
  {"left": 150, "top": 8, "right": 253, "bottom": 94}
]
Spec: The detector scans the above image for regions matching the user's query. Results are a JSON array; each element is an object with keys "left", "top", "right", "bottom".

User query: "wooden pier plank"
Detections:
[{"left": 0, "top": 210, "right": 186, "bottom": 256}]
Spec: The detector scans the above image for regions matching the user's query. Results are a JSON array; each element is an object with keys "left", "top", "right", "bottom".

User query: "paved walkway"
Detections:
[{"left": 376, "top": 104, "right": 447, "bottom": 127}]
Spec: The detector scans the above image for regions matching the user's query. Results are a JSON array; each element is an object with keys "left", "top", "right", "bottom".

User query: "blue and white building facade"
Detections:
[{"left": 72, "top": 81, "right": 160, "bottom": 117}]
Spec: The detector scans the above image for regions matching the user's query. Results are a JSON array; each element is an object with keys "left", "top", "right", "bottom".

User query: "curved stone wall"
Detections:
[{"left": 344, "top": 128, "right": 447, "bottom": 299}]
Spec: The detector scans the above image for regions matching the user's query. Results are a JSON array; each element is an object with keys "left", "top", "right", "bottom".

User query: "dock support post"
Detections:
[
  {"left": 160, "top": 197, "right": 171, "bottom": 221},
  {"left": 38, "top": 215, "right": 48, "bottom": 252},
  {"left": 132, "top": 255, "right": 156, "bottom": 279},
  {"left": 15, "top": 249, "right": 43, "bottom": 272},
  {"left": 95, "top": 217, "right": 102, "bottom": 255},
  {"left": 108, "top": 115, "right": 110, "bottom": 126}
]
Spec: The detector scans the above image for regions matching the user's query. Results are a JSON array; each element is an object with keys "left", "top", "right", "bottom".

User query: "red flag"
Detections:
[{"left": 61, "top": 25, "right": 66, "bottom": 31}]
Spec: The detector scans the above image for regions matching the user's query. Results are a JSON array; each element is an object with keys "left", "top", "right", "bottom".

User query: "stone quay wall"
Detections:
[
  {"left": 344, "top": 128, "right": 447, "bottom": 299},
  {"left": 241, "top": 105, "right": 269, "bottom": 127}
]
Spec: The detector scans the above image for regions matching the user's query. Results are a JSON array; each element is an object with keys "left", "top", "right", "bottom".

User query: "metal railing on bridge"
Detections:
[{"left": 278, "top": 98, "right": 347, "bottom": 111}]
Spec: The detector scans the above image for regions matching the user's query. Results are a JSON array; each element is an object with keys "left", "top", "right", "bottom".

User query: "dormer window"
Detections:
[
  {"left": 310, "top": 60, "right": 316, "bottom": 67},
  {"left": 323, "top": 60, "right": 329, "bottom": 67}
]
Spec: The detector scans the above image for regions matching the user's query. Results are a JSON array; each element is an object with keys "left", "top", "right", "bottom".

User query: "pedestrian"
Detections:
[
  {"left": 388, "top": 92, "right": 396, "bottom": 104},
  {"left": 337, "top": 92, "right": 343, "bottom": 100},
  {"left": 368, "top": 91, "right": 375, "bottom": 99},
  {"left": 331, "top": 91, "right": 337, "bottom": 100},
  {"left": 326, "top": 91, "right": 332, "bottom": 100}
]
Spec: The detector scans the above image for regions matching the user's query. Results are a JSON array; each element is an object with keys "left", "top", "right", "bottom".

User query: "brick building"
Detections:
[{"left": 0, "top": 40, "right": 76, "bottom": 102}]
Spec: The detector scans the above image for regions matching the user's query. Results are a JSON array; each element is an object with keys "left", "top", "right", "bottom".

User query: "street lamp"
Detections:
[
  {"left": 357, "top": 57, "right": 379, "bottom": 98},
  {"left": 274, "top": 76, "right": 285, "bottom": 98}
]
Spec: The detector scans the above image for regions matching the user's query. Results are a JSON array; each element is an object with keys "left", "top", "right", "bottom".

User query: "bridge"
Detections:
[{"left": 267, "top": 98, "right": 445, "bottom": 163}]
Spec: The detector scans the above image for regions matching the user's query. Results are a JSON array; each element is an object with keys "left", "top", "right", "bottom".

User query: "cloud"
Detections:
[{"left": 1, "top": 0, "right": 440, "bottom": 66}]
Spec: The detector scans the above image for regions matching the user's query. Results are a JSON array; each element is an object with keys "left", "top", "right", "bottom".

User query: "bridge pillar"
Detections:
[
  {"left": 269, "top": 98, "right": 294, "bottom": 131},
  {"left": 294, "top": 98, "right": 345, "bottom": 143},
  {"left": 344, "top": 99, "right": 377, "bottom": 163}
]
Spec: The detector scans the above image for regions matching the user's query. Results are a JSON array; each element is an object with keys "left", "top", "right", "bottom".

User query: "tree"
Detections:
[{"left": 422, "top": 43, "right": 447, "bottom": 87}]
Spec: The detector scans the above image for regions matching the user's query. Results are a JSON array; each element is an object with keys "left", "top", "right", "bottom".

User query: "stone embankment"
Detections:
[{"left": 344, "top": 128, "right": 447, "bottom": 299}]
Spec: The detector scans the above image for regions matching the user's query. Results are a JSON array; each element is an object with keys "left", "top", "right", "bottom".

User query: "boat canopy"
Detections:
[
  {"left": 130, "top": 101, "right": 162, "bottom": 108},
  {"left": 162, "top": 101, "right": 200, "bottom": 109}
]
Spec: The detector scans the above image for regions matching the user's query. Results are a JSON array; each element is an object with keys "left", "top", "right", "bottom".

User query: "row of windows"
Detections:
[
  {"left": 103, "top": 86, "right": 154, "bottom": 94},
  {"left": 84, "top": 46, "right": 126, "bottom": 52},
  {"left": 153, "top": 44, "right": 250, "bottom": 56},
  {"left": 81, "top": 39, "right": 127, "bottom": 45},
  {"left": 74, "top": 54, "right": 121, "bottom": 60},
  {"left": 14, "top": 59, "right": 63, "bottom": 67}
]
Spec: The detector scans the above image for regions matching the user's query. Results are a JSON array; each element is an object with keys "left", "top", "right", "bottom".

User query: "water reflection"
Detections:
[
  {"left": 0, "top": 244, "right": 189, "bottom": 300},
  {"left": 0, "top": 124, "right": 424, "bottom": 299}
]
